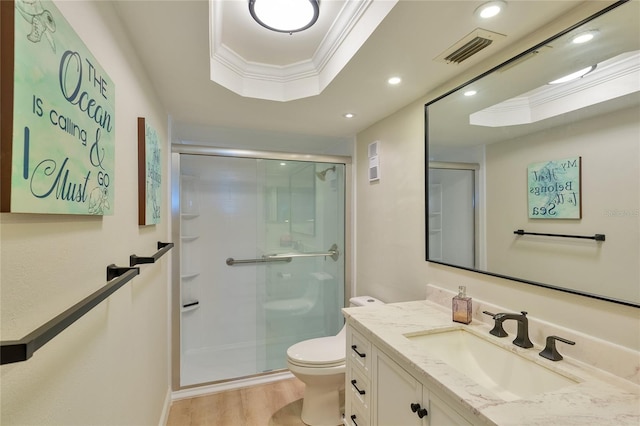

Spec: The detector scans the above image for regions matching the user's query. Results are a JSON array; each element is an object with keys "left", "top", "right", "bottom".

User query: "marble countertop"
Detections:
[{"left": 343, "top": 300, "right": 640, "bottom": 426}]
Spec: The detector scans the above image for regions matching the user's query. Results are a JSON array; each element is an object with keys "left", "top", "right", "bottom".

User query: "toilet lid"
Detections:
[{"left": 287, "top": 335, "right": 345, "bottom": 367}]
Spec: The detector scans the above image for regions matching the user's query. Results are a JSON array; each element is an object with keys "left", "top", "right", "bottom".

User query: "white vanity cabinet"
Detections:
[{"left": 346, "top": 323, "right": 473, "bottom": 426}]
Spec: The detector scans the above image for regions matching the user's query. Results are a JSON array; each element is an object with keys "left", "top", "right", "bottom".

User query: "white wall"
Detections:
[
  {"left": 0, "top": 1, "right": 171, "bottom": 425},
  {"left": 173, "top": 121, "right": 354, "bottom": 157},
  {"left": 486, "top": 106, "right": 639, "bottom": 303},
  {"left": 354, "top": 1, "right": 639, "bottom": 358}
]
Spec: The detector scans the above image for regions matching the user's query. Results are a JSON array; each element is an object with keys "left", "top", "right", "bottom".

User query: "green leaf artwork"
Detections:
[{"left": 143, "top": 120, "right": 161, "bottom": 225}]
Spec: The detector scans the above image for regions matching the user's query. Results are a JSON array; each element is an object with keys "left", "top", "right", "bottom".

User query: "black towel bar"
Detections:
[
  {"left": 1, "top": 242, "right": 174, "bottom": 365},
  {"left": 0, "top": 266, "right": 139, "bottom": 365},
  {"left": 514, "top": 229, "right": 605, "bottom": 241},
  {"left": 130, "top": 241, "right": 174, "bottom": 266}
]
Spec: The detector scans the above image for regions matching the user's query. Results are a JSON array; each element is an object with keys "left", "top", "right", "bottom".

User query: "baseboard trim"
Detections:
[
  {"left": 158, "top": 386, "right": 172, "bottom": 426},
  {"left": 171, "top": 371, "right": 295, "bottom": 401}
]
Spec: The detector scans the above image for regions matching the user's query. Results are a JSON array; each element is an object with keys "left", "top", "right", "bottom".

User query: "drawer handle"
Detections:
[
  {"left": 350, "top": 414, "right": 359, "bottom": 426},
  {"left": 351, "top": 345, "right": 366, "bottom": 358},
  {"left": 351, "top": 379, "right": 366, "bottom": 395},
  {"left": 410, "top": 402, "right": 428, "bottom": 418}
]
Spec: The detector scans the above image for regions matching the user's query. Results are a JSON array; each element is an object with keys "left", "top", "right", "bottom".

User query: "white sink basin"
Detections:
[{"left": 403, "top": 328, "right": 579, "bottom": 401}]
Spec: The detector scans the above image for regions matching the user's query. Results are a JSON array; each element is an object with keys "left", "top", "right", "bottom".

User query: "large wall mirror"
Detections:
[{"left": 425, "top": 1, "right": 639, "bottom": 307}]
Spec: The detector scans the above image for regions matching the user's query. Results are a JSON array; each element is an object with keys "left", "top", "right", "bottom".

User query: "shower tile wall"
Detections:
[{"left": 181, "top": 157, "right": 259, "bottom": 356}]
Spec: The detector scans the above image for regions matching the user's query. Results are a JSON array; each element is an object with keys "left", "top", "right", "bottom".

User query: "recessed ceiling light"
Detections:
[
  {"left": 572, "top": 31, "right": 597, "bottom": 44},
  {"left": 464, "top": 90, "right": 477, "bottom": 97},
  {"left": 475, "top": 1, "right": 506, "bottom": 19},
  {"left": 548, "top": 65, "right": 596, "bottom": 85},
  {"left": 344, "top": 113, "right": 355, "bottom": 119},
  {"left": 387, "top": 76, "right": 402, "bottom": 85},
  {"left": 280, "top": 162, "right": 287, "bottom": 166}
]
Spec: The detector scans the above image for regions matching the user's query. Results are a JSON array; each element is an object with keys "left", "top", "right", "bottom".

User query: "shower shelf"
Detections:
[
  {"left": 428, "top": 183, "right": 443, "bottom": 262},
  {"left": 181, "top": 235, "right": 199, "bottom": 242},
  {"left": 181, "top": 272, "right": 200, "bottom": 280},
  {"left": 180, "top": 213, "right": 199, "bottom": 219},
  {"left": 181, "top": 301, "right": 200, "bottom": 313}
]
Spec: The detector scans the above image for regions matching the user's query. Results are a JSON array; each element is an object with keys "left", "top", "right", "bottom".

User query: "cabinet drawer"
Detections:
[
  {"left": 346, "top": 401, "right": 370, "bottom": 426},
  {"left": 348, "top": 366, "right": 371, "bottom": 414},
  {"left": 348, "top": 328, "right": 371, "bottom": 374}
]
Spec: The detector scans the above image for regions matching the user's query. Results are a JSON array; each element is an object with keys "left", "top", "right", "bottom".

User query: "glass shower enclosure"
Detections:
[
  {"left": 171, "top": 148, "right": 348, "bottom": 388},
  {"left": 428, "top": 163, "right": 479, "bottom": 269}
]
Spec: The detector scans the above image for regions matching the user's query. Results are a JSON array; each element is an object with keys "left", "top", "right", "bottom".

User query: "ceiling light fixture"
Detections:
[
  {"left": 388, "top": 76, "right": 402, "bottom": 85},
  {"left": 464, "top": 90, "right": 477, "bottom": 97},
  {"left": 249, "top": 0, "right": 319, "bottom": 34},
  {"left": 344, "top": 113, "right": 355, "bottom": 119},
  {"left": 475, "top": 1, "right": 507, "bottom": 19},
  {"left": 548, "top": 65, "right": 596, "bottom": 85},
  {"left": 572, "top": 31, "right": 597, "bottom": 44}
]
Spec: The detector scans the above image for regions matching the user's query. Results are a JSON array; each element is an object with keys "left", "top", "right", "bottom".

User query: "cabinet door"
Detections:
[
  {"left": 426, "top": 392, "right": 472, "bottom": 426},
  {"left": 374, "top": 350, "right": 423, "bottom": 426}
]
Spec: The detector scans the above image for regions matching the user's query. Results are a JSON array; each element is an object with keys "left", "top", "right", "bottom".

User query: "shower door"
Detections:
[
  {"left": 428, "top": 165, "right": 478, "bottom": 269},
  {"left": 176, "top": 153, "right": 346, "bottom": 387}
]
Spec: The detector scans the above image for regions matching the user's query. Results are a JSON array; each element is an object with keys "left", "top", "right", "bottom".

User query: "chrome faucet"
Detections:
[{"left": 483, "top": 311, "right": 534, "bottom": 348}]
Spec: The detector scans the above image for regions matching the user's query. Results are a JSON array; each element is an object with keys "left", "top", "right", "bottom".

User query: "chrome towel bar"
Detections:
[{"left": 226, "top": 243, "right": 339, "bottom": 266}]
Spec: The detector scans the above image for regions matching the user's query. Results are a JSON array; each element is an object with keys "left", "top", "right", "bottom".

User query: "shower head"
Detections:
[{"left": 316, "top": 166, "right": 336, "bottom": 181}]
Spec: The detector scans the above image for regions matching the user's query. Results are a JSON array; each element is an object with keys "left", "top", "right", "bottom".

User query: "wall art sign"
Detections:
[
  {"left": 137, "top": 118, "right": 161, "bottom": 225},
  {"left": 527, "top": 156, "right": 582, "bottom": 219},
  {"left": 0, "top": 0, "right": 115, "bottom": 214}
]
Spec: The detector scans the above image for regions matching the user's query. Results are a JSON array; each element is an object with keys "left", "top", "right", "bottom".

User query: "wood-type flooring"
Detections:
[{"left": 167, "top": 377, "right": 312, "bottom": 426}]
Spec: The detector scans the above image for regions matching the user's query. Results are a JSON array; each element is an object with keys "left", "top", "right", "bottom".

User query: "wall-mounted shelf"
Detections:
[
  {"left": 180, "top": 213, "right": 199, "bottom": 220},
  {"left": 181, "top": 272, "right": 200, "bottom": 280},
  {"left": 180, "top": 174, "right": 202, "bottom": 323},
  {"left": 181, "top": 301, "right": 200, "bottom": 313}
]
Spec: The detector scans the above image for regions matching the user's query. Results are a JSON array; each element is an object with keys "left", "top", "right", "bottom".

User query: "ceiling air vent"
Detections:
[{"left": 435, "top": 29, "right": 506, "bottom": 64}]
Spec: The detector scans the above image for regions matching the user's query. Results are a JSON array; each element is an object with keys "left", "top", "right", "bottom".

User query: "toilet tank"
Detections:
[{"left": 349, "top": 296, "right": 384, "bottom": 307}]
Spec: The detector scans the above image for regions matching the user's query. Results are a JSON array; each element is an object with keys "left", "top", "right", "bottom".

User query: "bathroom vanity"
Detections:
[{"left": 343, "top": 300, "right": 640, "bottom": 426}]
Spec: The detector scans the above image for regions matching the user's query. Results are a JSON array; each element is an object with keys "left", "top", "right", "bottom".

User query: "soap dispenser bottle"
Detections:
[{"left": 452, "top": 286, "right": 472, "bottom": 324}]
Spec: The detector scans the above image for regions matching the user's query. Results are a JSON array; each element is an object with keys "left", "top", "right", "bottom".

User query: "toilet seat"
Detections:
[{"left": 287, "top": 335, "right": 345, "bottom": 368}]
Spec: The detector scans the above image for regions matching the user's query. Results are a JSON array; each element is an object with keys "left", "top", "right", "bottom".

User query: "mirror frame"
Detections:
[{"left": 424, "top": 0, "right": 639, "bottom": 309}]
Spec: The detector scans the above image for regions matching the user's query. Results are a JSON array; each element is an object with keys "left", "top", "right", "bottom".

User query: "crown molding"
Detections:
[
  {"left": 209, "top": 0, "right": 398, "bottom": 101},
  {"left": 470, "top": 50, "right": 640, "bottom": 127}
]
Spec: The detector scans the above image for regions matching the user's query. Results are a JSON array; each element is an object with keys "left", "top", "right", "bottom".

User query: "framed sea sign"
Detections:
[
  {"left": 0, "top": 0, "right": 115, "bottom": 215},
  {"left": 137, "top": 118, "right": 161, "bottom": 225},
  {"left": 527, "top": 156, "right": 582, "bottom": 219}
]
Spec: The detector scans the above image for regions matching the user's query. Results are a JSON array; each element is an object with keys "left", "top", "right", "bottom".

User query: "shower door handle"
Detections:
[
  {"left": 264, "top": 244, "right": 340, "bottom": 262},
  {"left": 226, "top": 257, "right": 292, "bottom": 266},
  {"left": 227, "top": 243, "right": 339, "bottom": 266}
]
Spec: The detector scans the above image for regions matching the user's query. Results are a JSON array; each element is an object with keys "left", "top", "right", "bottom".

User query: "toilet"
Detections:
[{"left": 287, "top": 296, "right": 384, "bottom": 426}]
